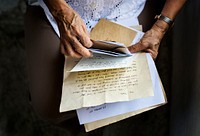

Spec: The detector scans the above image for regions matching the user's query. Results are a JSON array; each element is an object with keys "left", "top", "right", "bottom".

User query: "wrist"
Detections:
[
  {"left": 152, "top": 20, "right": 169, "bottom": 34},
  {"left": 154, "top": 14, "right": 174, "bottom": 32},
  {"left": 155, "top": 14, "right": 174, "bottom": 27}
]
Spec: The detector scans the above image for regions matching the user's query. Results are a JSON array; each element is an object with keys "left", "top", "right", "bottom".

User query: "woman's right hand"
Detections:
[{"left": 44, "top": 0, "right": 93, "bottom": 58}]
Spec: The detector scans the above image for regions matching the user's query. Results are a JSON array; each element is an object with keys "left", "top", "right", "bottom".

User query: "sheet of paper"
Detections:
[
  {"left": 84, "top": 106, "right": 157, "bottom": 132},
  {"left": 69, "top": 54, "right": 135, "bottom": 72},
  {"left": 76, "top": 54, "right": 166, "bottom": 125},
  {"left": 38, "top": 3, "right": 144, "bottom": 45},
  {"left": 84, "top": 54, "right": 167, "bottom": 132},
  {"left": 89, "top": 40, "right": 132, "bottom": 57},
  {"left": 84, "top": 105, "right": 164, "bottom": 132},
  {"left": 90, "top": 19, "right": 135, "bottom": 46},
  {"left": 60, "top": 53, "right": 154, "bottom": 112},
  {"left": 89, "top": 48, "right": 131, "bottom": 57}
]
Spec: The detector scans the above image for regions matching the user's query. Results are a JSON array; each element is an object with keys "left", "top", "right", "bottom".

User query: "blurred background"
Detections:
[{"left": 0, "top": 0, "right": 200, "bottom": 136}]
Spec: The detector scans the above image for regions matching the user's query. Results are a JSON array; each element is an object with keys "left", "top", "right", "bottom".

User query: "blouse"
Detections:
[{"left": 28, "top": 0, "right": 146, "bottom": 36}]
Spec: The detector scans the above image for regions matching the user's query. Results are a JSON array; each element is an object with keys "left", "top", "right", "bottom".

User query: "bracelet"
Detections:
[{"left": 155, "top": 14, "right": 174, "bottom": 27}]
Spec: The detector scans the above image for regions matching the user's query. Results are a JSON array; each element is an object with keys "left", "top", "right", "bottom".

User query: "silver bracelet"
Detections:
[{"left": 155, "top": 14, "right": 174, "bottom": 27}]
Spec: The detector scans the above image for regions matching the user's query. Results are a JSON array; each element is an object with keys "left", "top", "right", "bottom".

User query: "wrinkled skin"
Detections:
[
  {"left": 44, "top": 0, "right": 186, "bottom": 59},
  {"left": 56, "top": 11, "right": 93, "bottom": 58},
  {"left": 45, "top": 0, "right": 93, "bottom": 58},
  {"left": 128, "top": 21, "right": 167, "bottom": 60}
]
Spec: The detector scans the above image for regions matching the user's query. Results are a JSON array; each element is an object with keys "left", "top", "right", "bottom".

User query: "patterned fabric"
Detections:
[
  {"left": 29, "top": 0, "right": 146, "bottom": 33},
  {"left": 65, "top": 0, "right": 146, "bottom": 28}
]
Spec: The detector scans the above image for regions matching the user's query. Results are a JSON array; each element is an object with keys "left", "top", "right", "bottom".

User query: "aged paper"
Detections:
[
  {"left": 60, "top": 53, "right": 154, "bottom": 112},
  {"left": 90, "top": 19, "right": 137, "bottom": 46},
  {"left": 84, "top": 83, "right": 166, "bottom": 132},
  {"left": 77, "top": 54, "right": 166, "bottom": 124},
  {"left": 83, "top": 54, "right": 167, "bottom": 132},
  {"left": 84, "top": 106, "right": 156, "bottom": 132}
]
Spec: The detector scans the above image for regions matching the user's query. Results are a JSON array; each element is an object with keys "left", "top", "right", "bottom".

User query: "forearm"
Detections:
[
  {"left": 128, "top": 0, "right": 187, "bottom": 59},
  {"left": 162, "top": 0, "right": 187, "bottom": 20},
  {"left": 153, "top": 0, "right": 187, "bottom": 34},
  {"left": 43, "top": 0, "right": 75, "bottom": 21},
  {"left": 43, "top": 0, "right": 92, "bottom": 58}
]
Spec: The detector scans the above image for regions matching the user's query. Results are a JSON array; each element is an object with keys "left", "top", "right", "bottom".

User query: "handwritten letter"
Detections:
[
  {"left": 60, "top": 53, "right": 154, "bottom": 112},
  {"left": 69, "top": 54, "right": 134, "bottom": 72}
]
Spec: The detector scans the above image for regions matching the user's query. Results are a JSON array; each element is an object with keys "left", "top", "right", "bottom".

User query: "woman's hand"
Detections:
[
  {"left": 128, "top": 20, "right": 169, "bottom": 59},
  {"left": 57, "top": 10, "right": 93, "bottom": 58},
  {"left": 45, "top": 0, "right": 93, "bottom": 58}
]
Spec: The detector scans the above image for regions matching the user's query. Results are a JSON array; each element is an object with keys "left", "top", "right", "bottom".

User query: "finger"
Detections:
[
  {"left": 81, "top": 24, "right": 89, "bottom": 35},
  {"left": 75, "top": 26, "right": 92, "bottom": 48},
  {"left": 61, "top": 40, "right": 82, "bottom": 58},
  {"left": 128, "top": 42, "right": 147, "bottom": 53},
  {"left": 145, "top": 48, "right": 158, "bottom": 60},
  {"left": 79, "top": 34, "right": 93, "bottom": 48},
  {"left": 70, "top": 37, "right": 93, "bottom": 58},
  {"left": 61, "top": 43, "right": 67, "bottom": 55}
]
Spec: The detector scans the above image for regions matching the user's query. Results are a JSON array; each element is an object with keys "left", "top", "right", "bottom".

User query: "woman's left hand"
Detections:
[{"left": 128, "top": 20, "right": 169, "bottom": 59}]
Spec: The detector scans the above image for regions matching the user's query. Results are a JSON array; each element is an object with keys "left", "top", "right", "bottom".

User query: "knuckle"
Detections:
[
  {"left": 128, "top": 45, "right": 135, "bottom": 51},
  {"left": 140, "top": 40, "right": 149, "bottom": 48},
  {"left": 66, "top": 30, "right": 71, "bottom": 35},
  {"left": 68, "top": 51, "right": 77, "bottom": 58},
  {"left": 85, "top": 39, "right": 93, "bottom": 48},
  {"left": 75, "top": 47, "right": 83, "bottom": 54},
  {"left": 153, "top": 40, "right": 160, "bottom": 45},
  {"left": 70, "top": 38, "right": 77, "bottom": 45},
  {"left": 78, "top": 48, "right": 91, "bottom": 57},
  {"left": 78, "top": 35, "right": 92, "bottom": 47},
  {"left": 142, "top": 42, "right": 149, "bottom": 48}
]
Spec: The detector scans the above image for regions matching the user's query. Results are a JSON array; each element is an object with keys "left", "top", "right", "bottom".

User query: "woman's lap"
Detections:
[{"left": 24, "top": 6, "right": 76, "bottom": 124}]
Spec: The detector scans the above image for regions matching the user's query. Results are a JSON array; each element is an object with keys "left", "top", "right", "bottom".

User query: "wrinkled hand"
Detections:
[
  {"left": 128, "top": 21, "right": 168, "bottom": 59},
  {"left": 52, "top": 6, "right": 93, "bottom": 58}
]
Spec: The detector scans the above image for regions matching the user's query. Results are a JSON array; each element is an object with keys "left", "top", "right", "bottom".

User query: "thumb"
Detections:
[{"left": 128, "top": 42, "right": 146, "bottom": 53}]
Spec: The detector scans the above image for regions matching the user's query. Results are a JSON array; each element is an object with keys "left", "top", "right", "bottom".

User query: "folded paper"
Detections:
[
  {"left": 60, "top": 53, "right": 154, "bottom": 112},
  {"left": 78, "top": 54, "right": 167, "bottom": 132}
]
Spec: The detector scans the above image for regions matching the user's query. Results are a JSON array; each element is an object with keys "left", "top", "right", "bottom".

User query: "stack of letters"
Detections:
[
  {"left": 60, "top": 19, "right": 167, "bottom": 132},
  {"left": 37, "top": 0, "right": 167, "bottom": 132}
]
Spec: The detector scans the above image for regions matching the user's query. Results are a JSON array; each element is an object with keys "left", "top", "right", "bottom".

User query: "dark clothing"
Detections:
[{"left": 25, "top": 4, "right": 77, "bottom": 127}]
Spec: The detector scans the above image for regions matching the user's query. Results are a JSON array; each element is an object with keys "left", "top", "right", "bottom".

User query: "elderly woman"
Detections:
[{"left": 25, "top": 0, "right": 186, "bottom": 135}]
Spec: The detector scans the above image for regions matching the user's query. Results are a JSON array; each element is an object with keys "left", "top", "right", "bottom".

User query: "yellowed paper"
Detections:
[
  {"left": 60, "top": 53, "right": 154, "bottom": 112},
  {"left": 84, "top": 105, "right": 160, "bottom": 132},
  {"left": 84, "top": 78, "right": 167, "bottom": 132},
  {"left": 130, "top": 25, "right": 143, "bottom": 31},
  {"left": 60, "top": 21, "right": 152, "bottom": 112},
  {"left": 84, "top": 106, "right": 154, "bottom": 132},
  {"left": 90, "top": 19, "right": 137, "bottom": 46}
]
